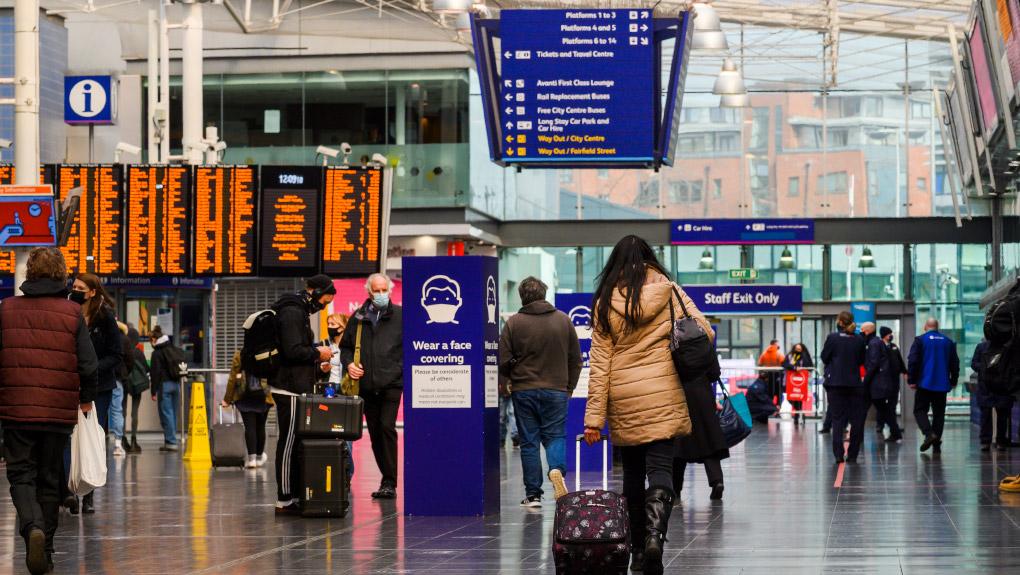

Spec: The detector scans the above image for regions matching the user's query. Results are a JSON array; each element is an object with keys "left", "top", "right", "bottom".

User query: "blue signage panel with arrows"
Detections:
[{"left": 499, "top": 9, "right": 656, "bottom": 163}]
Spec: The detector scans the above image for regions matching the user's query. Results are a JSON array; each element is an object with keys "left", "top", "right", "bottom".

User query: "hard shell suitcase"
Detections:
[
  {"left": 295, "top": 394, "right": 364, "bottom": 440},
  {"left": 299, "top": 439, "right": 349, "bottom": 517},
  {"left": 552, "top": 436, "right": 630, "bottom": 575},
  {"left": 211, "top": 407, "right": 247, "bottom": 468}
]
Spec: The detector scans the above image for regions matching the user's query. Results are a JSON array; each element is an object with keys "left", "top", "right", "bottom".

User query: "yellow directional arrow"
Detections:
[
  {"left": 506, "top": 135, "right": 513, "bottom": 143},
  {"left": 506, "top": 148, "right": 515, "bottom": 156}
]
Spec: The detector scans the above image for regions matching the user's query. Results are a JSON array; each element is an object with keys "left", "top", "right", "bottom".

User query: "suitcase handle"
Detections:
[
  {"left": 218, "top": 405, "right": 238, "bottom": 425},
  {"left": 574, "top": 435, "right": 608, "bottom": 492}
]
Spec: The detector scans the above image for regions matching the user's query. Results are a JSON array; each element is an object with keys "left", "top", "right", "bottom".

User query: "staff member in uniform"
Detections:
[{"left": 820, "top": 311, "right": 867, "bottom": 463}]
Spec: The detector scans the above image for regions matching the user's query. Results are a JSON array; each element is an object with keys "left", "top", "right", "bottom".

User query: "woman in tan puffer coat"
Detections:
[{"left": 583, "top": 235, "right": 712, "bottom": 575}]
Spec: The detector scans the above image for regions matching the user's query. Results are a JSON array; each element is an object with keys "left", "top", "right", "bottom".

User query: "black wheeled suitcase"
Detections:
[
  {"left": 552, "top": 436, "right": 630, "bottom": 575},
  {"left": 211, "top": 407, "right": 247, "bottom": 468},
  {"left": 295, "top": 394, "right": 364, "bottom": 440},
  {"left": 299, "top": 439, "right": 349, "bottom": 517}
]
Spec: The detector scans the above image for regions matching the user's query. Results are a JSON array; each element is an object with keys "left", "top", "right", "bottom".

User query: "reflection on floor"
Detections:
[{"left": 2, "top": 419, "right": 1020, "bottom": 574}]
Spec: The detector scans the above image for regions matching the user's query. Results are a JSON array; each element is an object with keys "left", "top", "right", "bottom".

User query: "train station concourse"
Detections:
[{"left": 0, "top": 0, "right": 1019, "bottom": 573}]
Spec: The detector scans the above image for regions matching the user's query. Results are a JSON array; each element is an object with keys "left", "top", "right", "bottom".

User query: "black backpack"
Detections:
[
  {"left": 982, "top": 281, "right": 1020, "bottom": 395},
  {"left": 242, "top": 309, "right": 281, "bottom": 379},
  {"left": 161, "top": 344, "right": 187, "bottom": 381}
]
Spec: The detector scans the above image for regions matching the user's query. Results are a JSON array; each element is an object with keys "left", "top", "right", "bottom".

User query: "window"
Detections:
[
  {"left": 774, "top": 105, "right": 784, "bottom": 152},
  {"left": 717, "top": 133, "right": 737, "bottom": 152},
  {"left": 559, "top": 171, "right": 573, "bottom": 184},
  {"left": 912, "top": 101, "right": 931, "bottom": 119},
  {"left": 669, "top": 181, "right": 703, "bottom": 203},
  {"left": 788, "top": 176, "right": 800, "bottom": 197},
  {"left": 597, "top": 169, "right": 609, "bottom": 179},
  {"left": 862, "top": 97, "right": 883, "bottom": 117},
  {"left": 916, "top": 177, "right": 926, "bottom": 191},
  {"left": 749, "top": 108, "right": 769, "bottom": 151},
  {"left": 713, "top": 178, "right": 722, "bottom": 198},
  {"left": 841, "top": 96, "right": 861, "bottom": 117},
  {"left": 816, "top": 171, "right": 848, "bottom": 194},
  {"left": 635, "top": 181, "right": 659, "bottom": 208},
  {"left": 829, "top": 128, "right": 849, "bottom": 147}
]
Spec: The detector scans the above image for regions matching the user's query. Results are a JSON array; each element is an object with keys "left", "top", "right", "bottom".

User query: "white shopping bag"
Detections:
[{"left": 68, "top": 404, "right": 107, "bottom": 496}]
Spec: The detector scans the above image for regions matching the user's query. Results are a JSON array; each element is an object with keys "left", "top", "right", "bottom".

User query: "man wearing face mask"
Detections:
[
  {"left": 340, "top": 273, "right": 403, "bottom": 500},
  {"left": 269, "top": 275, "right": 336, "bottom": 516}
]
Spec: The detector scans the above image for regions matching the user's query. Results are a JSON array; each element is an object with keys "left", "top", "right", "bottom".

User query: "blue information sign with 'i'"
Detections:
[
  {"left": 499, "top": 9, "right": 655, "bottom": 163},
  {"left": 64, "top": 75, "right": 115, "bottom": 125}
]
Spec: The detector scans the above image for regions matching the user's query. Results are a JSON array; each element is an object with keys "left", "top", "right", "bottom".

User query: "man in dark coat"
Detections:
[
  {"left": 866, "top": 326, "right": 904, "bottom": 442},
  {"left": 270, "top": 275, "right": 335, "bottom": 515},
  {"left": 0, "top": 247, "right": 98, "bottom": 574},
  {"left": 973, "top": 339, "right": 1014, "bottom": 451},
  {"left": 341, "top": 273, "right": 403, "bottom": 500}
]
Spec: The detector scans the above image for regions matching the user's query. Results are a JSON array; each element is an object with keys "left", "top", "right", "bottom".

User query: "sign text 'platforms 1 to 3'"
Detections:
[{"left": 500, "top": 9, "right": 654, "bottom": 163}]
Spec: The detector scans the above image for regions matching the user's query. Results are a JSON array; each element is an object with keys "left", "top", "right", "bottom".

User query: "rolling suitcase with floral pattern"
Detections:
[{"left": 552, "top": 436, "right": 630, "bottom": 575}]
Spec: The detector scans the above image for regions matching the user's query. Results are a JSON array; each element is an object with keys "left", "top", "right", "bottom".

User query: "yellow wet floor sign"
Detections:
[{"left": 183, "top": 379, "right": 212, "bottom": 466}]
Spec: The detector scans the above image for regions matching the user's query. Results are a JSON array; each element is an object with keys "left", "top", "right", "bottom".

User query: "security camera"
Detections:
[
  {"left": 371, "top": 153, "right": 388, "bottom": 166},
  {"left": 340, "top": 142, "right": 353, "bottom": 156},
  {"left": 316, "top": 145, "right": 340, "bottom": 159},
  {"left": 114, "top": 142, "right": 142, "bottom": 163},
  {"left": 211, "top": 141, "right": 227, "bottom": 152},
  {"left": 0, "top": 138, "right": 11, "bottom": 149}
]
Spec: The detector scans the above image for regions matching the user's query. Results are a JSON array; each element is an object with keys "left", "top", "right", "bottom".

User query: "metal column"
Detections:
[
  {"left": 13, "top": 0, "right": 39, "bottom": 294},
  {"left": 182, "top": 1, "right": 205, "bottom": 165}
]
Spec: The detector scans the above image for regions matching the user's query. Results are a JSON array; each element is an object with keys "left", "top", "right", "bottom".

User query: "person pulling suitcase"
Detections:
[{"left": 222, "top": 349, "right": 274, "bottom": 468}]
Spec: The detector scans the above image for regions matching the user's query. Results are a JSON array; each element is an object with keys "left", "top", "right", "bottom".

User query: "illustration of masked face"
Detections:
[
  {"left": 486, "top": 276, "right": 497, "bottom": 325},
  {"left": 421, "top": 275, "right": 463, "bottom": 324},
  {"left": 569, "top": 306, "right": 592, "bottom": 340}
]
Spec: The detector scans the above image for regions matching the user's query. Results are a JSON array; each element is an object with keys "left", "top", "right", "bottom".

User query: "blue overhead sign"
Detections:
[
  {"left": 683, "top": 284, "right": 803, "bottom": 315},
  {"left": 499, "top": 9, "right": 655, "bottom": 163},
  {"left": 64, "top": 75, "right": 115, "bottom": 125},
  {"left": 671, "top": 219, "right": 815, "bottom": 245}
]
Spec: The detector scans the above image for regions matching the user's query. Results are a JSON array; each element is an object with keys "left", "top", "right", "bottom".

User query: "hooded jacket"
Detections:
[
  {"left": 149, "top": 334, "right": 185, "bottom": 396},
  {"left": 339, "top": 300, "right": 403, "bottom": 394},
  {"left": 758, "top": 344, "right": 785, "bottom": 368},
  {"left": 0, "top": 277, "right": 99, "bottom": 429},
  {"left": 269, "top": 292, "right": 321, "bottom": 395},
  {"left": 499, "top": 300, "right": 582, "bottom": 394},
  {"left": 584, "top": 269, "right": 712, "bottom": 447}
]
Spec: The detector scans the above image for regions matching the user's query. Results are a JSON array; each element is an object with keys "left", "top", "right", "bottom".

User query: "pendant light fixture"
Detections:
[
  {"left": 859, "top": 246, "right": 876, "bottom": 268},
  {"left": 434, "top": 0, "right": 472, "bottom": 15},
  {"left": 719, "top": 93, "right": 750, "bottom": 108},
  {"left": 779, "top": 246, "right": 795, "bottom": 270},
  {"left": 691, "top": 1, "right": 729, "bottom": 52},
  {"left": 699, "top": 248, "right": 715, "bottom": 270},
  {"left": 713, "top": 58, "right": 747, "bottom": 96}
]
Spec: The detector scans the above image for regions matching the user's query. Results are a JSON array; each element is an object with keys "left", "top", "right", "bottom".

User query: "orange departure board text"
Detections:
[
  {"left": 54, "top": 165, "right": 123, "bottom": 275},
  {"left": 259, "top": 166, "right": 321, "bottom": 277},
  {"left": 125, "top": 166, "right": 190, "bottom": 276},
  {"left": 0, "top": 165, "right": 54, "bottom": 274},
  {"left": 321, "top": 167, "right": 383, "bottom": 277},
  {"left": 193, "top": 166, "right": 257, "bottom": 276}
]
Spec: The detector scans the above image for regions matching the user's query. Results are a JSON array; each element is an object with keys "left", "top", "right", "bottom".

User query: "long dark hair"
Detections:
[
  {"left": 592, "top": 235, "right": 670, "bottom": 335},
  {"left": 788, "top": 343, "right": 813, "bottom": 366},
  {"left": 76, "top": 273, "right": 115, "bottom": 327}
]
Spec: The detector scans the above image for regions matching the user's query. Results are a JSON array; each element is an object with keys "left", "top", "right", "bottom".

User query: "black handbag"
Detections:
[
  {"left": 715, "top": 382, "right": 752, "bottom": 448},
  {"left": 668, "top": 286, "right": 721, "bottom": 382}
]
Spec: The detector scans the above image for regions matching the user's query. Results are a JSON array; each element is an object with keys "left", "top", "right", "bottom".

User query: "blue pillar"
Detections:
[
  {"left": 554, "top": 293, "right": 610, "bottom": 473},
  {"left": 402, "top": 256, "right": 500, "bottom": 516}
]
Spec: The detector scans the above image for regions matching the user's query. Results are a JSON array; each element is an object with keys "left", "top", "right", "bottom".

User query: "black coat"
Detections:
[
  {"left": 269, "top": 293, "right": 320, "bottom": 395},
  {"left": 89, "top": 306, "right": 124, "bottom": 393},
  {"left": 674, "top": 376, "right": 729, "bottom": 462},
  {"left": 745, "top": 378, "right": 777, "bottom": 423},
  {"left": 864, "top": 336, "right": 900, "bottom": 400},
  {"left": 340, "top": 301, "right": 403, "bottom": 394},
  {"left": 820, "top": 331, "right": 866, "bottom": 388},
  {"left": 973, "top": 341, "right": 1015, "bottom": 409}
]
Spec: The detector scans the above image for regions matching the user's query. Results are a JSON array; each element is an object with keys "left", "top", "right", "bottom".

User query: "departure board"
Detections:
[
  {"left": 54, "top": 164, "right": 123, "bottom": 274},
  {"left": 259, "top": 166, "right": 321, "bottom": 277},
  {"left": 321, "top": 167, "right": 383, "bottom": 277},
  {"left": 193, "top": 166, "right": 257, "bottom": 276},
  {"left": 125, "top": 165, "right": 190, "bottom": 276},
  {"left": 0, "top": 165, "right": 54, "bottom": 274}
]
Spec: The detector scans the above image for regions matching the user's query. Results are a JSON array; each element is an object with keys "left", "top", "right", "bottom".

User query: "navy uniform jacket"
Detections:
[
  {"left": 864, "top": 336, "right": 899, "bottom": 399},
  {"left": 820, "top": 331, "right": 866, "bottom": 388}
]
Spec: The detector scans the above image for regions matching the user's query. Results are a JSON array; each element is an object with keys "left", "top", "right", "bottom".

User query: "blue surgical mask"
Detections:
[{"left": 372, "top": 293, "right": 390, "bottom": 308}]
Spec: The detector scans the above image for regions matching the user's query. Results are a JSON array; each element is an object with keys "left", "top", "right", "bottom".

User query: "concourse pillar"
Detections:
[{"left": 402, "top": 256, "right": 500, "bottom": 516}]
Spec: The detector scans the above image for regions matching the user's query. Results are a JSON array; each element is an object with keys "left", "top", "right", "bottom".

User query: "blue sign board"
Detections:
[
  {"left": 670, "top": 219, "right": 815, "bottom": 245},
  {"left": 402, "top": 256, "right": 500, "bottom": 516},
  {"left": 683, "top": 284, "right": 803, "bottom": 315},
  {"left": 64, "top": 75, "right": 115, "bottom": 125},
  {"left": 554, "top": 292, "right": 611, "bottom": 473},
  {"left": 500, "top": 9, "right": 655, "bottom": 163},
  {"left": 851, "top": 301, "right": 876, "bottom": 329}
]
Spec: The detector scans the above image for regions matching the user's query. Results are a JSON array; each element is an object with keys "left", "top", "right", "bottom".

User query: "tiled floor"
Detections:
[{"left": 2, "top": 417, "right": 1020, "bottom": 574}]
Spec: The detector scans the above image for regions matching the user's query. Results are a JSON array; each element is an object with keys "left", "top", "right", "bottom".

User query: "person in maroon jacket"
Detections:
[{"left": 0, "top": 247, "right": 99, "bottom": 575}]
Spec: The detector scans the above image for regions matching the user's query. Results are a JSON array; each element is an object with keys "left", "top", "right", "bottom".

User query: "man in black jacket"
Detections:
[
  {"left": 341, "top": 273, "right": 402, "bottom": 500},
  {"left": 866, "top": 326, "right": 904, "bottom": 442},
  {"left": 0, "top": 247, "right": 98, "bottom": 575},
  {"left": 270, "top": 275, "right": 335, "bottom": 515}
]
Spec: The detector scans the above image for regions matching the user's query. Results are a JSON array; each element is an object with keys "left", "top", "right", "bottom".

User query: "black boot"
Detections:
[
  {"left": 81, "top": 492, "right": 95, "bottom": 514},
  {"left": 628, "top": 500, "right": 646, "bottom": 571},
  {"left": 643, "top": 487, "right": 674, "bottom": 575}
]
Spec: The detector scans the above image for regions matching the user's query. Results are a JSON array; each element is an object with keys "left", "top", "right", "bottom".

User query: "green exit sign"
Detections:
[{"left": 729, "top": 268, "right": 759, "bottom": 280}]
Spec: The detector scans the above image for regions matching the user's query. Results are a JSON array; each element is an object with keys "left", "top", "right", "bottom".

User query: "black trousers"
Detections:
[
  {"left": 619, "top": 438, "right": 675, "bottom": 547},
  {"left": 4, "top": 428, "right": 67, "bottom": 555},
  {"left": 821, "top": 387, "right": 833, "bottom": 430},
  {"left": 272, "top": 394, "right": 301, "bottom": 503},
  {"left": 872, "top": 397, "right": 901, "bottom": 437},
  {"left": 913, "top": 388, "right": 948, "bottom": 439},
  {"left": 980, "top": 403, "right": 1013, "bottom": 445},
  {"left": 240, "top": 410, "right": 269, "bottom": 456},
  {"left": 126, "top": 392, "right": 143, "bottom": 439},
  {"left": 672, "top": 457, "right": 723, "bottom": 494},
  {"left": 829, "top": 387, "right": 868, "bottom": 460},
  {"left": 363, "top": 388, "right": 402, "bottom": 489}
]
